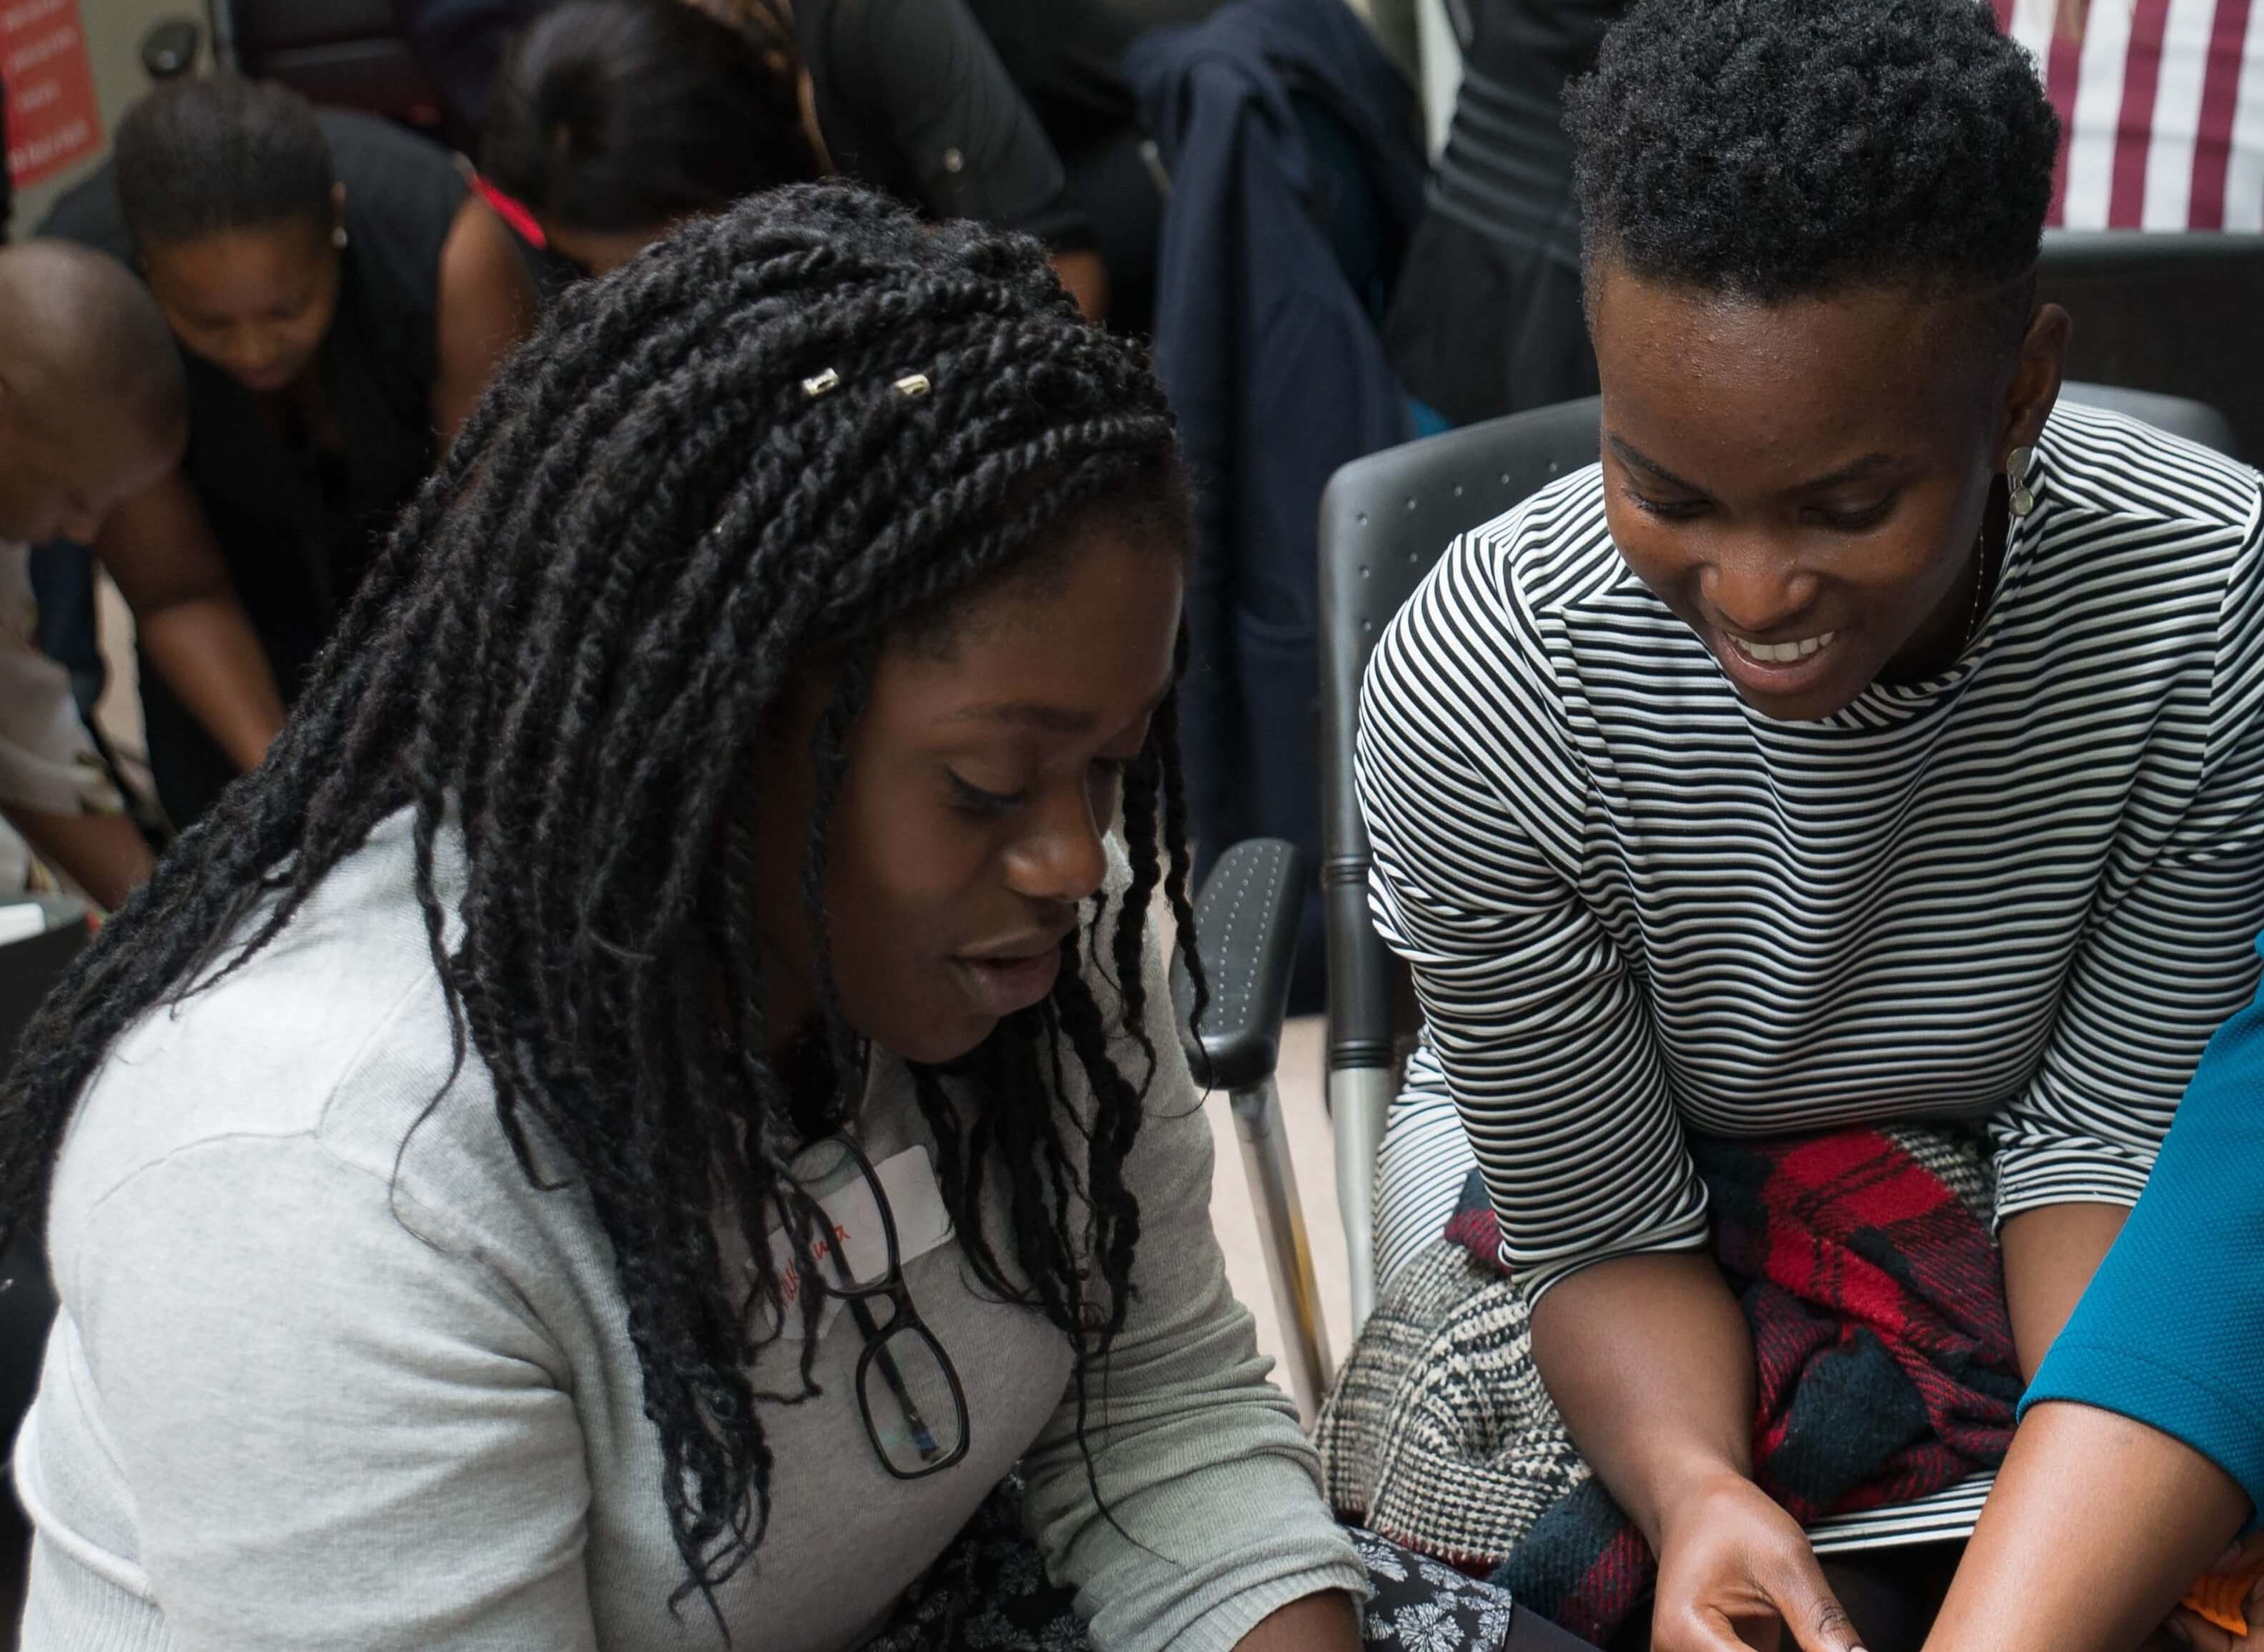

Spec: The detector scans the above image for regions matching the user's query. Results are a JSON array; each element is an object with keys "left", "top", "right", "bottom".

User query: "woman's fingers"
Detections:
[
  {"left": 1754, "top": 1541, "right": 1865, "bottom": 1652},
  {"left": 2213, "top": 1531, "right": 2264, "bottom": 1574},
  {"left": 2180, "top": 1530, "right": 2264, "bottom": 1649},
  {"left": 1673, "top": 1586, "right": 1858, "bottom": 1652},
  {"left": 2168, "top": 1606, "right": 2237, "bottom": 1652},
  {"left": 1681, "top": 1604, "right": 1781, "bottom": 1652},
  {"left": 1656, "top": 1601, "right": 1779, "bottom": 1652},
  {"left": 1652, "top": 1494, "right": 1863, "bottom": 1652}
]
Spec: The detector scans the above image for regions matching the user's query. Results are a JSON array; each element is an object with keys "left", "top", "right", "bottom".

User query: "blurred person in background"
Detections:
[
  {"left": 930, "top": 0, "right": 1171, "bottom": 331},
  {"left": 399, "top": 0, "right": 1221, "bottom": 148},
  {"left": 40, "top": 74, "right": 537, "bottom": 830},
  {"left": 479, "top": 0, "right": 1116, "bottom": 320},
  {"left": 476, "top": 0, "right": 820, "bottom": 274},
  {"left": 0, "top": 246, "right": 182, "bottom": 910},
  {"left": 1384, "top": 0, "right": 1624, "bottom": 429}
]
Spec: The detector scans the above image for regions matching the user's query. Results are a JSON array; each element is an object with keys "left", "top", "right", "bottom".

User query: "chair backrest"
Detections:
[
  {"left": 1315, "top": 382, "right": 2243, "bottom": 1321},
  {"left": 2060, "top": 382, "right": 2240, "bottom": 455},
  {"left": 2039, "top": 231, "right": 2264, "bottom": 462},
  {"left": 214, "top": 0, "right": 452, "bottom": 138},
  {"left": 1317, "top": 395, "right": 1604, "bottom": 1083}
]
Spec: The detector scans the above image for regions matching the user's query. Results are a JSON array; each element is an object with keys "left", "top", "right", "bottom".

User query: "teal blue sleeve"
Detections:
[{"left": 2023, "top": 931, "right": 2264, "bottom": 1520}]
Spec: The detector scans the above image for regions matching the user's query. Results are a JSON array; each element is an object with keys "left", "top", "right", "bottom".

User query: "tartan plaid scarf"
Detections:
[{"left": 1316, "top": 1125, "right": 2022, "bottom": 1646}]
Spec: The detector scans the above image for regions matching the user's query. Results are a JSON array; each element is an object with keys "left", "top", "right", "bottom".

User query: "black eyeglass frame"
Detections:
[{"left": 788, "top": 1135, "right": 972, "bottom": 1481}]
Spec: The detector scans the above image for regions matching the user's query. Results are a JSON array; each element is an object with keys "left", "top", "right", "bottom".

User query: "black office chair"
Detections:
[
  {"left": 1176, "top": 380, "right": 2244, "bottom": 1419},
  {"left": 207, "top": 0, "right": 452, "bottom": 137},
  {"left": 2039, "top": 231, "right": 2264, "bottom": 462}
]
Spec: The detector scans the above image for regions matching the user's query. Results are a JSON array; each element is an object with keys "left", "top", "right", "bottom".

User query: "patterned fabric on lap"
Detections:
[
  {"left": 1317, "top": 1125, "right": 2021, "bottom": 1646},
  {"left": 867, "top": 1475, "right": 1524, "bottom": 1650}
]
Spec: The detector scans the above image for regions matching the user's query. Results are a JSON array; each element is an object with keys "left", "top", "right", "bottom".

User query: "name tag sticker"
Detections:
[{"left": 765, "top": 1145, "right": 954, "bottom": 1340}]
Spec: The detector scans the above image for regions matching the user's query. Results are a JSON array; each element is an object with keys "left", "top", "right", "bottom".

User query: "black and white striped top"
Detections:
[{"left": 1358, "top": 403, "right": 2264, "bottom": 1303}]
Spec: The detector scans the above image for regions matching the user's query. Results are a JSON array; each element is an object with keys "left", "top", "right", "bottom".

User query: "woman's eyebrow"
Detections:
[
  {"left": 1608, "top": 434, "right": 1704, "bottom": 492},
  {"left": 942, "top": 687, "right": 1173, "bottom": 735},
  {"left": 1609, "top": 434, "right": 1905, "bottom": 496},
  {"left": 1785, "top": 452, "right": 1904, "bottom": 492},
  {"left": 945, "top": 703, "right": 1097, "bottom": 734}
]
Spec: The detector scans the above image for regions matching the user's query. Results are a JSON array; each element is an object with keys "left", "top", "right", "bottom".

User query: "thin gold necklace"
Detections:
[{"left": 1965, "top": 517, "right": 1995, "bottom": 646}]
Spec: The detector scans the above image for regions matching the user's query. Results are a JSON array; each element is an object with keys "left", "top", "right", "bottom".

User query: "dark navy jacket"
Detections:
[{"left": 1130, "top": 0, "right": 1424, "bottom": 1004}]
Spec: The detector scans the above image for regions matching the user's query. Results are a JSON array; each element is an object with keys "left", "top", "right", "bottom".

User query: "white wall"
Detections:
[{"left": 13, "top": 0, "right": 185, "bottom": 230}]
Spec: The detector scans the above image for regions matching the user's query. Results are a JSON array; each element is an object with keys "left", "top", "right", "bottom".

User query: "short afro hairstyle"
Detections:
[
  {"left": 1568, "top": 0, "right": 2060, "bottom": 304},
  {"left": 114, "top": 74, "right": 334, "bottom": 249}
]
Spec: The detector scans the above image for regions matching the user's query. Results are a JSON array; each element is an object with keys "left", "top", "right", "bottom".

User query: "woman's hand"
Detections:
[
  {"left": 2168, "top": 1533, "right": 2264, "bottom": 1652},
  {"left": 1652, "top": 1474, "right": 1862, "bottom": 1652},
  {"left": 1529, "top": 1254, "right": 1834, "bottom": 1650}
]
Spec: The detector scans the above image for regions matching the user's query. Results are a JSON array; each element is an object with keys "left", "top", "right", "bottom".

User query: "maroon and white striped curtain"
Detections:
[{"left": 1995, "top": 0, "right": 2264, "bottom": 229}]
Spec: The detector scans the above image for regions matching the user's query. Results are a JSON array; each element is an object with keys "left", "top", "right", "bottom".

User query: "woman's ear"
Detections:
[
  {"left": 2001, "top": 301, "right": 2072, "bottom": 457},
  {"left": 330, "top": 181, "right": 349, "bottom": 239}
]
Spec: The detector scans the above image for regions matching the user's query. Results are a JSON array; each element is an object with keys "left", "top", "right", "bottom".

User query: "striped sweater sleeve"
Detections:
[
  {"left": 1990, "top": 489, "right": 2264, "bottom": 1222},
  {"left": 1356, "top": 519, "right": 1710, "bottom": 1298}
]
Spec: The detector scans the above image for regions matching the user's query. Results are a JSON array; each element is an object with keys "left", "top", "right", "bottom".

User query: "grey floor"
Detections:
[{"left": 1196, "top": 1015, "right": 1351, "bottom": 1423}]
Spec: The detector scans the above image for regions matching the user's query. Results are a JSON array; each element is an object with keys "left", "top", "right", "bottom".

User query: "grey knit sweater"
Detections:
[{"left": 14, "top": 811, "right": 1364, "bottom": 1651}]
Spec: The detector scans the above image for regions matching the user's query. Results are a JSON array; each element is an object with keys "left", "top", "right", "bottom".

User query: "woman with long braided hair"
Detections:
[{"left": 0, "top": 186, "right": 1567, "bottom": 1652}]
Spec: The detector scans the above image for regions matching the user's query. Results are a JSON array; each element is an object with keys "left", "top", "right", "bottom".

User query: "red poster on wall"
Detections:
[{"left": 2, "top": 0, "right": 101, "bottom": 190}]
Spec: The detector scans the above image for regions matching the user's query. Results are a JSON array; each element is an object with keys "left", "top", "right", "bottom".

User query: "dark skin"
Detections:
[
  {"left": 749, "top": 529, "right": 1181, "bottom": 1067},
  {"left": 747, "top": 527, "right": 1359, "bottom": 1649},
  {"left": 99, "top": 186, "right": 536, "bottom": 777},
  {"left": 1540, "top": 258, "right": 2100, "bottom": 1652},
  {"left": 0, "top": 336, "right": 176, "bottom": 910},
  {"left": 1925, "top": 1403, "right": 2250, "bottom": 1652},
  {"left": 0, "top": 374, "right": 177, "bottom": 548}
]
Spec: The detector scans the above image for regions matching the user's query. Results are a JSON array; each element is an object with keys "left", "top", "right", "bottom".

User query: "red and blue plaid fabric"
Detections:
[{"left": 1433, "top": 1127, "right": 2023, "bottom": 1643}]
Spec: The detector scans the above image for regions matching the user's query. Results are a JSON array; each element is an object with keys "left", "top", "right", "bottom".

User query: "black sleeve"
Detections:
[
  {"left": 820, "top": 0, "right": 1092, "bottom": 246},
  {"left": 322, "top": 111, "right": 469, "bottom": 317},
  {"left": 35, "top": 162, "right": 135, "bottom": 267},
  {"left": 959, "top": 0, "right": 1138, "bottom": 151}
]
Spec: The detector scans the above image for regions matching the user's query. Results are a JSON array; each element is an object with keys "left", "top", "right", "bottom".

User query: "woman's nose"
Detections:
[
  {"left": 223, "top": 327, "right": 282, "bottom": 375},
  {"left": 1004, "top": 780, "right": 1110, "bottom": 906},
  {"left": 1701, "top": 541, "right": 1816, "bottom": 632}
]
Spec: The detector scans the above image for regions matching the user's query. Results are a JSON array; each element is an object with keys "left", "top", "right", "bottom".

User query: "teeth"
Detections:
[{"left": 1729, "top": 630, "right": 1836, "bottom": 665}]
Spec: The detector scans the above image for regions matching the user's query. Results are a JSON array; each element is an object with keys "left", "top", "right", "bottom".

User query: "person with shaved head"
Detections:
[{"left": 0, "top": 242, "right": 184, "bottom": 909}]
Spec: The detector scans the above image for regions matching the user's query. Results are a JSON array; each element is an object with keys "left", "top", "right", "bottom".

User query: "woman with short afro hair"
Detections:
[{"left": 1352, "top": 0, "right": 2264, "bottom": 1646}]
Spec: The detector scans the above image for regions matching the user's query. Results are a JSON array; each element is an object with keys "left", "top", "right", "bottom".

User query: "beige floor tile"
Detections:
[{"left": 1199, "top": 1015, "right": 1350, "bottom": 1426}]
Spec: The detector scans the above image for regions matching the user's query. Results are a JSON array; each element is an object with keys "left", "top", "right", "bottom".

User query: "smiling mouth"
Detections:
[{"left": 1725, "top": 630, "right": 1838, "bottom": 665}]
